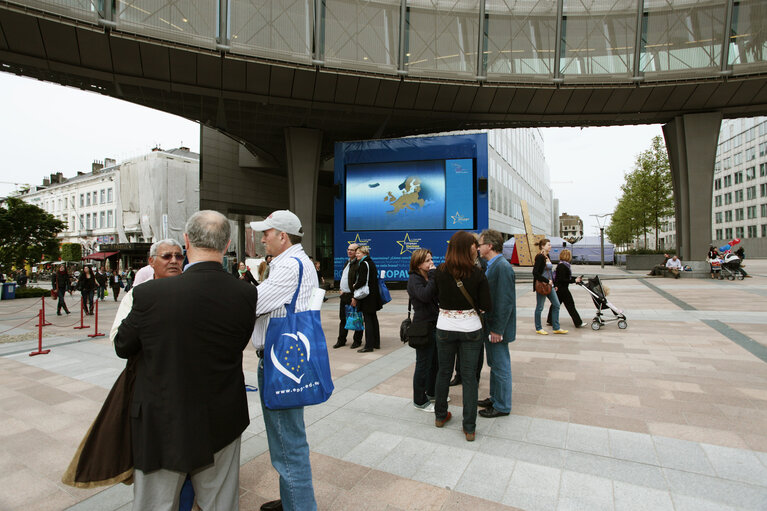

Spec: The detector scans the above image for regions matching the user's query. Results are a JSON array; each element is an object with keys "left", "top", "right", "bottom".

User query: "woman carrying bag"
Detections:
[
  {"left": 351, "top": 245, "right": 383, "bottom": 353},
  {"left": 533, "top": 238, "right": 567, "bottom": 335},
  {"left": 407, "top": 249, "right": 438, "bottom": 412},
  {"left": 432, "top": 231, "right": 491, "bottom": 442}
]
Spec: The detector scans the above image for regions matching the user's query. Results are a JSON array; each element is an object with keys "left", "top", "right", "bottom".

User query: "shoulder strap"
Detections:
[
  {"left": 288, "top": 257, "right": 304, "bottom": 311},
  {"left": 454, "top": 277, "right": 480, "bottom": 317},
  {"left": 407, "top": 299, "right": 411, "bottom": 320}
]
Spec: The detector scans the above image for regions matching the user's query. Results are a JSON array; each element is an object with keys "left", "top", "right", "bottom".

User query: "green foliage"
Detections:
[
  {"left": 61, "top": 243, "right": 82, "bottom": 262},
  {"left": 14, "top": 287, "right": 51, "bottom": 299},
  {"left": 606, "top": 136, "right": 674, "bottom": 251},
  {"left": 0, "top": 198, "right": 63, "bottom": 269}
]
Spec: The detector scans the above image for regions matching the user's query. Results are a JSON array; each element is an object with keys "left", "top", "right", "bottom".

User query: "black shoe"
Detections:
[
  {"left": 478, "top": 398, "right": 493, "bottom": 408},
  {"left": 65, "top": 310, "right": 70, "bottom": 315},
  {"left": 449, "top": 377, "right": 462, "bottom": 387},
  {"left": 260, "top": 499, "right": 282, "bottom": 511},
  {"left": 57, "top": 312, "right": 62, "bottom": 316},
  {"left": 479, "top": 408, "right": 510, "bottom": 418},
  {"left": 357, "top": 347, "right": 374, "bottom": 353},
  {"left": 333, "top": 341, "right": 346, "bottom": 349},
  {"left": 350, "top": 342, "right": 362, "bottom": 349}
]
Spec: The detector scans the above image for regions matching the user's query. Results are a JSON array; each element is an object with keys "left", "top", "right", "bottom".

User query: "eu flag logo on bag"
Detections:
[{"left": 270, "top": 332, "right": 310, "bottom": 384}]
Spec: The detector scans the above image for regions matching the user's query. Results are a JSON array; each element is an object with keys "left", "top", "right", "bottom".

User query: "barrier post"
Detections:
[
  {"left": 29, "top": 310, "right": 51, "bottom": 356},
  {"left": 74, "top": 296, "right": 90, "bottom": 330},
  {"left": 88, "top": 299, "right": 105, "bottom": 338},
  {"left": 36, "top": 296, "right": 52, "bottom": 327}
]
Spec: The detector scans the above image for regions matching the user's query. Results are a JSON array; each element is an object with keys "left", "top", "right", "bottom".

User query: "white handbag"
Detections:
[{"left": 353, "top": 261, "right": 370, "bottom": 299}]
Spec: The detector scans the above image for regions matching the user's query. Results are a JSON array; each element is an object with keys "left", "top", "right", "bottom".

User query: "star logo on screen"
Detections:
[
  {"left": 348, "top": 234, "right": 370, "bottom": 246},
  {"left": 451, "top": 211, "right": 469, "bottom": 224},
  {"left": 396, "top": 233, "right": 422, "bottom": 255}
]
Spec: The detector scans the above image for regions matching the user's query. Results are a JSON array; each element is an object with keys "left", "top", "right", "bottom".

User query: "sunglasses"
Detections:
[{"left": 158, "top": 253, "right": 184, "bottom": 261}]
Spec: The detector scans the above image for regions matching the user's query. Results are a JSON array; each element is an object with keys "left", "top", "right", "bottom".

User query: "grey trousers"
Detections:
[{"left": 132, "top": 436, "right": 241, "bottom": 511}]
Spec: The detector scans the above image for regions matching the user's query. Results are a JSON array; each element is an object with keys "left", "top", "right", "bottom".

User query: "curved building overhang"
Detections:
[{"left": 2, "top": 0, "right": 767, "bottom": 162}]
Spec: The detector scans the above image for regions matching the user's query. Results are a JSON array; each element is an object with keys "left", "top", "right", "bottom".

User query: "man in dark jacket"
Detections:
[
  {"left": 351, "top": 245, "right": 383, "bottom": 352},
  {"left": 115, "top": 210, "right": 258, "bottom": 510},
  {"left": 334, "top": 243, "right": 364, "bottom": 349},
  {"left": 477, "top": 229, "right": 516, "bottom": 418}
]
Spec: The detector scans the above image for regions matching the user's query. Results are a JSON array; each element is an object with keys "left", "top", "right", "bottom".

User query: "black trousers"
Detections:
[
  {"left": 57, "top": 291, "right": 69, "bottom": 313},
  {"left": 111, "top": 285, "right": 120, "bottom": 301},
  {"left": 337, "top": 293, "right": 363, "bottom": 345},
  {"left": 362, "top": 312, "right": 380, "bottom": 350},
  {"left": 548, "top": 287, "right": 582, "bottom": 327}
]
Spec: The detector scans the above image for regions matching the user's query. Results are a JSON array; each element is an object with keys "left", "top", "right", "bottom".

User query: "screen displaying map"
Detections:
[{"left": 345, "top": 159, "right": 474, "bottom": 231}]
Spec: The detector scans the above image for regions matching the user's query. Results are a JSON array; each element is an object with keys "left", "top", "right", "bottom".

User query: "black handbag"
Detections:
[
  {"left": 406, "top": 321, "right": 432, "bottom": 349},
  {"left": 399, "top": 300, "right": 412, "bottom": 344}
]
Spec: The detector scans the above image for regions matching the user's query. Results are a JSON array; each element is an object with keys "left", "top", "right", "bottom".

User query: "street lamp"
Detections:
[{"left": 591, "top": 214, "right": 612, "bottom": 269}]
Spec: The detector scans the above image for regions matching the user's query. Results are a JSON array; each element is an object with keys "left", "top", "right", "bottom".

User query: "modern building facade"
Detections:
[
  {"left": 16, "top": 147, "right": 199, "bottom": 266},
  {"left": 712, "top": 117, "right": 767, "bottom": 256}
]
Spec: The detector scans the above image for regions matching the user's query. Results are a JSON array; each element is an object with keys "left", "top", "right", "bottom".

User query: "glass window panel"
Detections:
[
  {"left": 20, "top": 0, "right": 99, "bottom": 23},
  {"left": 230, "top": 0, "right": 314, "bottom": 64},
  {"left": 323, "top": 0, "right": 400, "bottom": 73},
  {"left": 561, "top": 0, "right": 636, "bottom": 79},
  {"left": 729, "top": 0, "right": 767, "bottom": 68},
  {"left": 117, "top": 0, "right": 217, "bottom": 49},
  {"left": 405, "top": 0, "right": 479, "bottom": 79},
  {"left": 640, "top": 0, "right": 725, "bottom": 76},
  {"left": 485, "top": 0, "right": 557, "bottom": 79}
]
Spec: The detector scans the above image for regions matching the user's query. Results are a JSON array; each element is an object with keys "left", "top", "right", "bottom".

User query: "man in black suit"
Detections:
[{"left": 115, "top": 210, "right": 258, "bottom": 511}]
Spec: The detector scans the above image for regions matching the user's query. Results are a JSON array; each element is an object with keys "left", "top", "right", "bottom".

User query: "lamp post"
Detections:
[{"left": 591, "top": 214, "right": 612, "bottom": 268}]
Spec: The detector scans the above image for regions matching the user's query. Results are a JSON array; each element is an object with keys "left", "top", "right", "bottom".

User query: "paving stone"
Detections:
[
  {"left": 700, "top": 442, "right": 767, "bottom": 486},
  {"left": 412, "top": 443, "right": 475, "bottom": 489},
  {"left": 652, "top": 436, "right": 716, "bottom": 475},
  {"left": 613, "top": 481, "right": 673, "bottom": 511},
  {"left": 608, "top": 429, "right": 658, "bottom": 465},
  {"left": 557, "top": 470, "right": 614, "bottom": 511},
  {"left": 486, "top": 413, "right": 532, "bottom": 441},
  {"left": 376, "top": 437, "right": 435, "bottom": 479},
  {"left": 454, "top": 452, "right": 516, "bottom": 502},
  {"left": 670, "top": 494, "right": 740, "bottom": 511},
  {"left": 343, "top": 431, "right": 403, "bottom": 467},
  {"left": 526, "top": 417, "right": 568, "bottom": 448},
  {"left": 564, "top": 451, "right": 667, "bottom": 490},
  {"left": 502, "top": 461, "right": 561, "bottom": 511},
  {"left": 565, "top": 423, "right": 611, "bottom": 456},
  {"left": 664, "top": 467, "right": 767, "bottom": 510}
]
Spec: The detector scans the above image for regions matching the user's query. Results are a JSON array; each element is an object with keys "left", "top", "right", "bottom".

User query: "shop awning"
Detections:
[{"left": 83, "top": 251, "right": 120, "bottom": 261}]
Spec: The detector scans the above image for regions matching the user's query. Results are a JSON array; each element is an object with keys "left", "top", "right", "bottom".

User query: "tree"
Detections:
[
  {"left": 61, "top": 243, "right": 82, "bottom": 262},
  {"left": 607, "top": 136, "right": 674, "bottom": 250},
  {"left": 0, "top": 198, "right": 64, "bottom": 268}
]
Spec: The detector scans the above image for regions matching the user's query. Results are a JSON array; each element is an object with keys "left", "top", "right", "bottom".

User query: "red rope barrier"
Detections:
[
  {"left": 73, "top": 296, "right": 90, "bottom": 330},
  {"left": 0, "top": 298, "right": 43, "bottom": 315},
  {"left": 36, "top": 296, "right": 52, "bottom": 327},
  {"left": 30, "top": 309, "right": 50, "bottom": 356},
  {"left": 88, "top": 298, "right": 105, "bottom": 338},
  {"left": 0, "top": 314, "right": 39, "bottom": 335}
]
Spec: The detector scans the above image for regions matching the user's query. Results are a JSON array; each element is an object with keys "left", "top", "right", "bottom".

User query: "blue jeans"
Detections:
[
  {"left": 484, "top": 339, "right": 511, "bottom": 413},
  {"left": 535, "top": 289, "right": 560, "bottom": 330},
  {"left": 435, "top": 328, "right": 483, "bottom": 434},
  {"left": 413, "top": 327, "right": 437, "bottom": 406},
  {"left": 258, "top": 359, "right": 317, "bottom": 511}
]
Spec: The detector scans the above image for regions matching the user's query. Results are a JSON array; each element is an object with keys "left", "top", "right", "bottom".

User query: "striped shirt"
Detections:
[{"left": 250, "top": 244, "right": 318, "bottom": 349}]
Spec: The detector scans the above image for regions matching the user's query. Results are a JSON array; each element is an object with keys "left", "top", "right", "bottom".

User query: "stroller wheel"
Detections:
[
  {"left": 591, "top": 321, "right": 601, "bottom": 331},
  {"left": 737, "top": 274, "right": 745, "bottom": 281},
  {"left": 617, "top": 320, "right": 628, "bottom": 330},
  {"left": 728, "top": 274, "right": 735, "bottom": 281}
]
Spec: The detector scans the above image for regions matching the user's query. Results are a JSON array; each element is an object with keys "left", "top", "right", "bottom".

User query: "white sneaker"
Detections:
[{"left": 414, "top": 402, "right": 435, "bottom": 413}]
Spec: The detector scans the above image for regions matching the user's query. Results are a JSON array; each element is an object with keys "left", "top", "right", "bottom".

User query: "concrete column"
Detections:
[
  {"left": 662, "top": 112, "right": 722, "bottom": 261},
  {"left": 284, "top": 127, "right": 322, "bottom": 258}
]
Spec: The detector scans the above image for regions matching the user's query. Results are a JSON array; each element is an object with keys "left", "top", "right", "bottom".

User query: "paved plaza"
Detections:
[{"left": 1, "top": 261, "right": 766, "bottom": 511}]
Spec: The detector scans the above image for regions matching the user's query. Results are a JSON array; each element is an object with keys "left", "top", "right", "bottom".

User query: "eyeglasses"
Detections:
[{"left": 158, "top": 253, "right": 184, "bottom": 261}]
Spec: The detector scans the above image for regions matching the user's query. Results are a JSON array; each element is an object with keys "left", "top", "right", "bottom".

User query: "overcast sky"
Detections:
[{"left": 1, "top": 72, "right": 663, "bottom": 235}]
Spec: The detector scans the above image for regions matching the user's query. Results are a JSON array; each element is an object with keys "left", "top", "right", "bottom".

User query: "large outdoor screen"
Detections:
[{"left": 345, "top": 158, "right": 475, "bottom": 231}]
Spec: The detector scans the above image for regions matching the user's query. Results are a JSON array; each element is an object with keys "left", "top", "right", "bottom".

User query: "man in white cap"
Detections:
[{"left": 249, "top": 210, "right": 318, "bottom": 511}]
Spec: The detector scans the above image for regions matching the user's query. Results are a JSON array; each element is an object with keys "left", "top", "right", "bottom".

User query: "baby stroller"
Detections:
[
  {"left": 721, "top": 253, "right": 745, "bottom": 280},
  {"left": 577, "top": 275, "right": 628, "bottom": 331}
]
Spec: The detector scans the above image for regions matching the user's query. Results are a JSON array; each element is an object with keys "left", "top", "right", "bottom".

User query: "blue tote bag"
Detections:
[{"left": 263, "top": 258, "right": 334, "bottom": 410}]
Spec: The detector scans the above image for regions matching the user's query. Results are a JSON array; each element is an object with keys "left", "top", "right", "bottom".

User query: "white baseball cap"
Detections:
[{"left": 250, "top": 210, "right": 304, "bottom": 237}]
